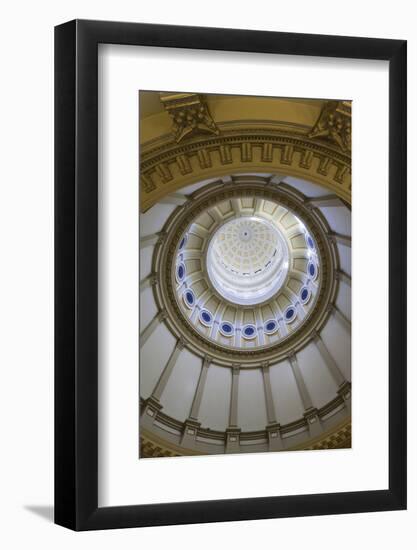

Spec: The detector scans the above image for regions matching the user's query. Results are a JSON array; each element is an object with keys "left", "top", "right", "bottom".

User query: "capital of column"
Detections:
[
  {"left": 287, "top": 350, "right": 297, "bottom": 363},
  {"left": 326, "top": 303, "right": 334, "bottom": 315},
  {"left": 261, "top": 361, "right": 270, "bottom": 372},
  {"left": 266, "top": 421, "right": 281, "bottom": 433},
  {"left": 311, "top": 329, "right": 320, "bottom": 342},
  {"left": 337, "top": 380, "right": 351, "bottom": 399},
  {"left": 157, "top": 309, "right": 168, "bottom": 322},
  {"left": 156, "top": 231, "right": 167, "bottom": 246},
  {"left": 176, "top": 336, "right": 186, "bottom": 351},
  {"left": 231, "top": 364, "right": 241, "bottom": 375}
]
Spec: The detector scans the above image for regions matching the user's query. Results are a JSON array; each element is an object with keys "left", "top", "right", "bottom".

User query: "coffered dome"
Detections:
[
  {"left": 207, "top": 216, "right": 289, "bottom": 305},
  {"left": 168, "top": 183, "right": 325, "bottom": 355}
]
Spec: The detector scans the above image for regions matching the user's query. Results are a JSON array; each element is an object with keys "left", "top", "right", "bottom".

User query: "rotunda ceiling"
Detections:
[
  {"left": 207, "top": 216, "right": 289, "bottom": 306},
  {"left": 153, "top": 177, "right": 335, "bottom": 364},
  {"left": 140, "top": 172, "right": 351, "bottom": 455}
]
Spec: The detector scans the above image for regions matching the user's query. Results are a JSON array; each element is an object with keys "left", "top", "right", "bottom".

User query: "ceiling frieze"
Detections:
[
  {"left": 160, "top": 92, "right": 220, "bottom": 143},
  {"left": 140, "top": 124, "right": 351, "bottom": 211},
  {"left": 308, "top": 100, "right": 352, "bottom": 152}
]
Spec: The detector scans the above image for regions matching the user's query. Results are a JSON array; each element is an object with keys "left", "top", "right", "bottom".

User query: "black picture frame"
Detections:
[{"left": 55, "top": 19, "right": 407, "bottom": 531}]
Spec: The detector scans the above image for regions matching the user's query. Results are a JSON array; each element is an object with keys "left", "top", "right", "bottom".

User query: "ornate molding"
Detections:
[
  {"left": 293, "top": 419, "right": 351, "bottom": 451},
  {"left": 160, "top": 92, "right": 219, "bottom": 143},
  {"left": 140, "top": 125, "right": 351, "bottom": 211},
  {"left": 139, "top": 410, "right": 351, "bottom": 457},
  {"left": 308, "top": 100, "right": 352, "bottom": 153}
]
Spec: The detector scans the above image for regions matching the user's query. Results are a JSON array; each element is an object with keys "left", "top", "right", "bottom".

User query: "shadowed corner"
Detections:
[{"left": 24, "top": 505, "right": 54, "bottom": 523}]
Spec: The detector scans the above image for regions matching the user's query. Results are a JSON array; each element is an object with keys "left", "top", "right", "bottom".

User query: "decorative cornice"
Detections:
[
  {"left": 309, "top": 100, "right": 351, "bottom": 153},
  {"left": 139, "top": 413, "right": 351, "bottom": 457},
  {"left": 160, "top": 92, "right": 219, "bottom": 143},
  {"left": 140, "top": 124, "right": 351, "bottom": 211}
]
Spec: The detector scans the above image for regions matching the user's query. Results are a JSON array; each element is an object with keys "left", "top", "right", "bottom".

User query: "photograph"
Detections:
[
  {"left": 139, "top": 92, "right": 352, "bottom": 458},
  {"left": 0, "top": 2, "right": 410, "bottom": 544}
]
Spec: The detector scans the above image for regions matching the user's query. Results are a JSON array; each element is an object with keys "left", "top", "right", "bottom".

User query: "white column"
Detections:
[
  {"left": 139, "top": 273, "right": 156, "bottom": 291},
  {"left": 152, "top": 339, "right": 184, "bottom": 400},
  {"left": 307, "top": 195, "right": 342, "bottom": 207},
  {"left": 253, "top": 198, "right": 263, "bottom": 215},
  {"left": 188, "top": 357, "right": 211, "bottom": 421},
  {"left": 186, "top": 271, "right": 205, "bottom": 285},
  {"left": 313, "top": 332, "right": 346, "bottom": 386},
  {"left": 140, "top": 311, "right": 166, "bottom": 348},
  {"left": 231, "top": 198, "right": 241, "bottom": 215},
  {"left": 261, "top": 365, "right": 277, "bottom": 424},
  {"left": 210, "top": 303, "right": 226, "bottom": 339},
  {"left": 229, "top": 366, "right": 240, "bottom": 427},
  {"left": 255, "top": 310, "right": 265, "bottom": 345},
  {"left": 273, "top": 299, "right": 288, "bottom": 336},
  {"left": 159, "top": 192, "right": 188, "bottom": 206},
  {"left": 289, "top": 354, "right": 323, "bottom": 437},
  {"left": 210, "top": 206, "right": 223, "bottom": 224},
  {"left": 337, "top": 270, "right": 351, "bottom": 287},
  {"left": 235, "top": 309, "right": 243, "bottom": 347},
  {"left": 333, "top": 304, "right": 351, "bottom": 332},
  {"left": 288, "top": 353, "right": 314, "bottom": 411},
  {"left": 140, "top": 232, "right": 162, "bottom": 249}
]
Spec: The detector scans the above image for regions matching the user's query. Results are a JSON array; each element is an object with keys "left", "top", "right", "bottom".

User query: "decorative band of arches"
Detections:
[{"left": 183, "top": 287, "right": 307, "bottom": 333}]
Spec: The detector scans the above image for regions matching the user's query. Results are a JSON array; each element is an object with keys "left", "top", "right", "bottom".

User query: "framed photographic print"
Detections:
[{"left": 55, "top": 20, "right": 406, "bottom": 530}]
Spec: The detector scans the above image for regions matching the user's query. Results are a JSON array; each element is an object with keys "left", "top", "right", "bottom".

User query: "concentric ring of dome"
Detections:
[
  {"left": 153, "top": 180, "right": 333, "bottom": 362},
  {"left": 207, "top": 216, "right": 289, "bottom": 305}
]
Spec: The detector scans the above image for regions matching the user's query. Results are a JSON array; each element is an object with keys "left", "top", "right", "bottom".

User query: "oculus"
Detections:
[{"left": 207, "top": 216, "right": 289, "bottom": 306}]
